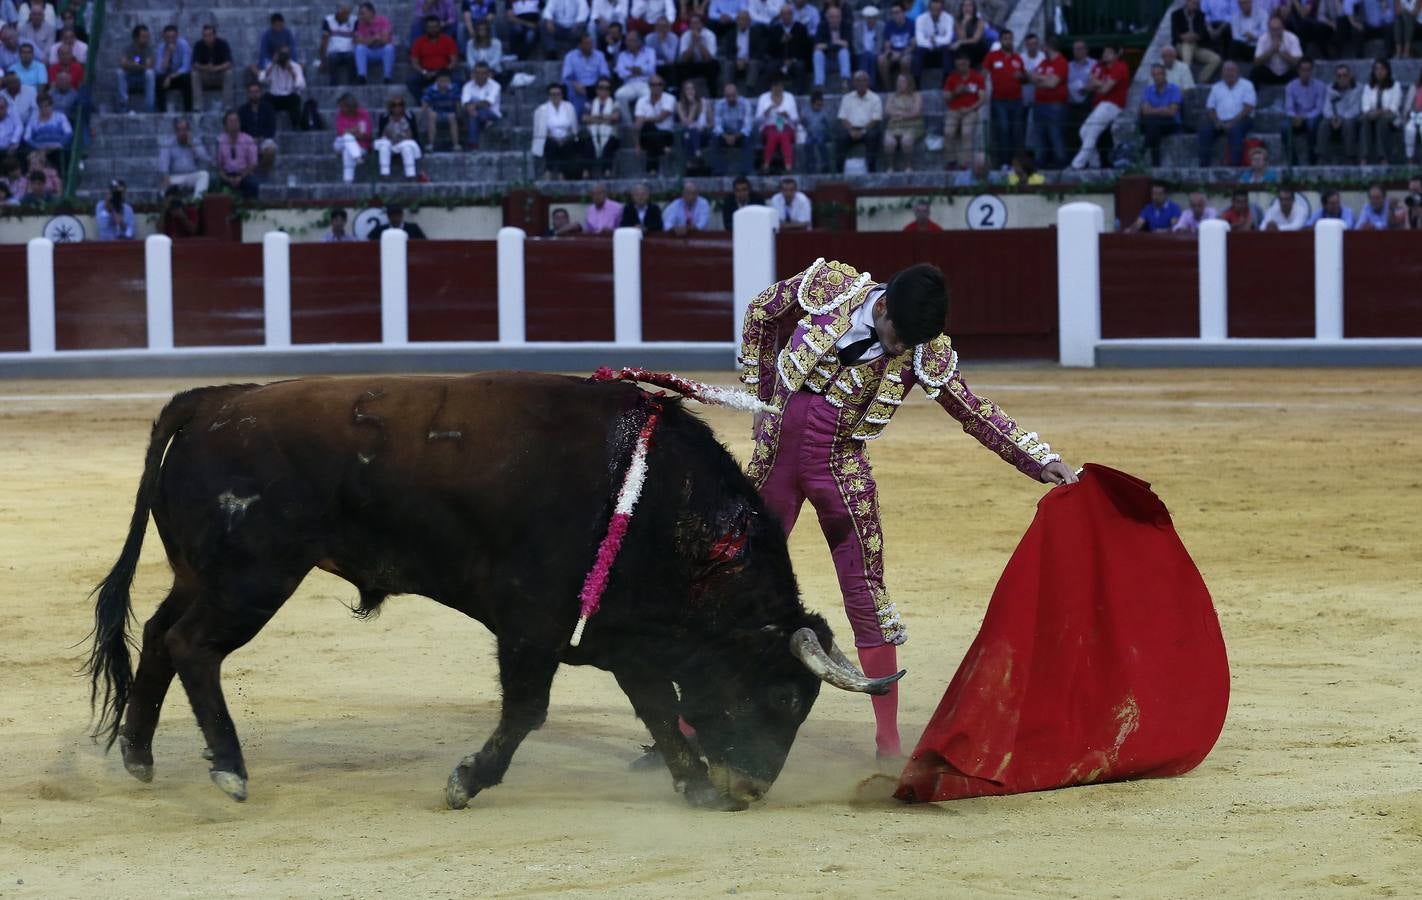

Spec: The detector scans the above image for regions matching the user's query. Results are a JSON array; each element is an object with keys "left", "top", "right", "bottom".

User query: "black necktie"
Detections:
[{"left": 837, "top": 327, "right": 879, "bottom": 365}]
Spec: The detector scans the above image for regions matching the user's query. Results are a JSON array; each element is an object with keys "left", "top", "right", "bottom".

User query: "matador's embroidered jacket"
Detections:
[{"left": 739, "top": 258, "right": 1062, "bottom": 481}]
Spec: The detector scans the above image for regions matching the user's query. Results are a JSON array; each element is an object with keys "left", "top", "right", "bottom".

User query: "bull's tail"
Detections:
[{"left": 85, "top": 387, "right": 228, "bottom": 750}]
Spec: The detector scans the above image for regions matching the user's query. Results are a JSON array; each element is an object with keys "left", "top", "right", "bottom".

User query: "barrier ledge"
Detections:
[
  {"left": 1096, "top": 339, "right": 1422, "bottom": 368},
  {"left": 0, "top": 342, "right": 739, "bottom": 379}
]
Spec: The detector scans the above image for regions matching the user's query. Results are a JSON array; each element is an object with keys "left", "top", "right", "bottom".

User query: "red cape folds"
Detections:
[{"left": 895, "top": 464, "right": 1229, "bottom": 803}]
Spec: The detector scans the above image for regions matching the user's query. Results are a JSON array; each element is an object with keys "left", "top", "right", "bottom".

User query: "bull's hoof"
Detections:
[
  {"left": 201, "top": 746, "right": 214, "bottom": 761},
  {"left": 446, "top": 757, "right": 481, "bottom": 810},
  {"left": 629, "top": 744, "right": 663, "bottom": 773},
  {"left": 210, "top": 770, "right": 248, "bottom": 802},
  {"left": 118, "top": 735, "right": 154, "bottom": 784},
  {"left": 684, "top": 781, "right": 749, "bottom": 812}
]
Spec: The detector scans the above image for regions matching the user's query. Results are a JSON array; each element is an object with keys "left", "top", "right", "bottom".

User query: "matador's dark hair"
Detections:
[{"left": 883, "top": 263, "right": 949, "bottom": 347}]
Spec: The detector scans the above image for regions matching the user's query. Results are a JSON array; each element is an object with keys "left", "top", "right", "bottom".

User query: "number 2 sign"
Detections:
[{"left": 966, "top": 194, "right": 1008, "bottom": 230}]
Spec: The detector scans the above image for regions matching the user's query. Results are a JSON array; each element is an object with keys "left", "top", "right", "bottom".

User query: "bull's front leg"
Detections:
[
  {"left": 612, "top": 670, "right": 742, "bottom": 811},
  {"left": 446, "top": 638, "right": 559, "bottom": 810}
]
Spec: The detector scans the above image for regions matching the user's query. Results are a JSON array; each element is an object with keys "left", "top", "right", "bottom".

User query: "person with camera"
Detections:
[
  {"left": 161, "top": 185, "right": 201, "bottom": 238},
  {"left": 259, "top": 45, "right": 306, "bottom": 130},
  {"left": 95, "top": 178, "right": 135, "bottom": 241}
]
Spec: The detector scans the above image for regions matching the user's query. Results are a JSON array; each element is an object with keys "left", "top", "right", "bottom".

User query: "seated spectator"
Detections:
[
  {"left": 1320, "top": 63, "right": 1361, "bottom": 164},
  {"left": 705, "top": 0, "right": 741, "bottom": 46},
  {"left": 568, "top": 181, "right": 624, "bottom": 234},
  {"left": 633, "top": 74, "right": 675, "bottom": 174},
  {"left": 1071, "top": 44, "right": 1128, "bottom": 170},
  {"left": 1198, "top": 61, "right": 1255, "bottom": 167},
  {"left": 320, "top": 4, "right": 358, "bottom": 85},
  {"left": 712, "top": 80, "right": 754, "bottom": 175},
  {"left": 1172, "top": 192, "right": 1218, "bottom": 232},
  {"left": 790, "top": 0, "right": 820, "bottom": 36},
  {"left": 728, "top": 11, "right": 759, "bottom": 90},
  {"left": 408, "top": 16, "right": 456, "bottom": 98},
  {"left": 620, "top": 180, "right": 664, "bottom": 231},
  {"left": 1008, "top": 148, "right": 1044, "bottom": 184},
  {"left": 159, "top": 117, "right": 211, "bottom": 197},
  {"left": 217, "top": 110, "right": 260, "bottom": 198},
  {"left": 1239, "top": 145, "right": 1278, "bottom": 182},
  {"left": 0, "top": 94, "right": 23, "bottom": 155},
  {"left": 59, "top": 8, "right": 89, "bottom": 45},
  {"left": 813, "top": 4, "right": 851, "bottom": 91},
  {"left": 160, "top": 186, "right": 201, "bottom": 238},
  {"left": 902, "top": 199, "right": 941, "bottom": 232},
  {"left": 1252, "top": 15, "right": 1300, "bottom": 88},
  {"left": 1230, "top": 0, "right": 1268, "bottom": 62},
  {"left": 462, "top": 61, "right": 502, "bottom": 149},
  {"left": 801, "top": 87, "right": 832, "bottom": 173},
  {"left": 95, "top": 178, "right": 135, "bottom": 240},
  {"left": 155, "top": 24, "right": 192, "bottom": 111},
  {"left": 878, "top": 4, "right": 914, "bottom": 90},
  {"left": 533, "top": 82, "right": 581, "bottom": 179},
  {"left": 505, "top": 0, "right": 541, "bottom": 60},
  {"left": 1283, "top": 57, "right": 1324, "bottom": 165},
  {"left": 581, "top": 77, "right": 618, "bottom": 175},
  {"left": 420, "top": 68, "right": 461, "bottom": 149},
  {"left": 836, "top": 70, "right": 883, "bottom": 172},
  {"left": 1139, "top": 62, "right": 1183, "bottom": 166},
  {"left": 371, "top": 202, "right": 428, "bottom": 238},
  {"left": 48, "top": 67, "right": 82, "bottom": 121},
  {"left": 912, "top": 0, "right": 953, "bottom": 87},
  {"left": 630, "top": 0, "right": 676, "bottom": 34},
  {"left": 115, "top": 24, "right": 156, "bottom": 112},
  {"left": 545, "top": 207, "right": 571, "bottom": 236},
  {"left": 1127, "top": 180, "right": 1182, "bottom": 232},
  {"left": 951, "top": 154, "right": 999, "bottom": 186},
  {"left": 1355, "top": 183, "right": 1389, "bottom": 229},
  {"left": 465, "top": 19, "right": 501, "bottom": 79},
  {"left": 721, "top": 174, "right": 762, "bottom": 228},
  {"left": 1220, "top": 189, "right": 1257, "bottom": 231},
  {"left": 1360, "top": 59, "right": 1402, "bottom": 165},
  {"left": 1407, "top": 177, "right": 1422, "bottom": 228},
  {"left": 943, "top": 53, "right": 984, "bottom": 170},
  {"left": 882, "top": 72, "right": 922, "bottom": 172},
  {"left": 662, "top": 178, "right": 712, "bottom": 233},
  {"left": 1159, "top": 44, "right": 1193, "bottom": 90},
  {"left": 678, "top": 77, "right": 712, "bottom": 169},
  {"left": 17, "top": 4, "right": 51, "bottom": 59},
  {"left": 23, "top": 91, "right": 64, "bottom": 153},
  {"left": 191, "top": 24, "right": 233, "bottom": 112},
  {"left": 614, "top": 29, "right": 655, "bottom": 122},
  {"left": 1, "top": 155, "right": 22, "bottom": 197},
  {"left": 332, "top": 92, "right": 372, "bottom": 182},
  {"left": 676, "top": 14, "right": 719, "bottom": 94},
  {"left": 239, "top": 82, "right": 280, "bottom": 171},
  {"left": 255, "top": 13, "right": 300, "bottom": 75},
  {"left": 1399, "top": 0, "right": 1420, "bottom": 60},
  {"left": 1, "top": 70, "right": 34, "bottom": 129},
  {"left": 260, "top": 46, "right": 305, "bottom": 131},
  {"left": 1286, "top": 0, "right": 1337, "bottom": 59},
  {"left": 543, "top": 0, "right": 591, "bottom": 61},
  {"left": 324, "top": 207, "right": 356, "bottom": 241},
  {"left": 949, "top": 0, "right": 988, "bottom": 68},
  {"left": 408, "top": 0, "right": 457, "bottom": 47},
  {"left": 756, "top": 76, "right": 798, "bottom": 172},
  {"left": 1306, "top": 188, "right": 1354, "bottom": 228},
  {"left": 1387, "top": 196, "right": 1412, "bottom": 228},
  {"left": 592, "top": 0, "right": 630, "bottom": 39},
  {"left": 1405, "top": 68, "right": 1422, "bottom": 162},
  {"left": 375, "top": 94, "right": 423, "bottom": 177},
  {"left": 1261, "top": 186, "right": 1308, "bottom": 230},
  {"left": 9, "top": 40, "right": 45, "bottom": 88},
  {"left": 19, "top": 167, "right": 51, "bottom": 205},
  {"left": 355, "top": 3, "right": 396, "bottom": 84},
  {"left": 0, "top": 27, "right": 20, "bottom": 73},
  {"left": 764, "top": 4, "right": 811, "bottom": 92},
  {"left": 1354, "top": 0, "right": 1394, "bottom": 57},
  {"left": 850, "top": 9, "right": 885, "bottom": 90},
  {"left": 564, "top": 32, "right": 610, "bottom": 119},
  {"left": 644, "top": 19, "right": 679, "bottom": 85},
  {"left": 599, "top": 20, "right": 626, "bottom": 62},
  {"left": 767, "top": 175, "right": 810, "bottom": 228}
]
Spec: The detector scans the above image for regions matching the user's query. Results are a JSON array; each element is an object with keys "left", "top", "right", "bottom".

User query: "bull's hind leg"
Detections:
[
  {"left": 446, "top": 639, "right": 559, "bottom": 810},
  {"left": 118, "top": 585, "right": 196, "bottom": 783}
]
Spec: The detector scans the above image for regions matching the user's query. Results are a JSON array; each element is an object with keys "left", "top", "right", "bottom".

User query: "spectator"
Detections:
[
  {"left": 1127, "top": 180, "right": 1182, "bottom": 232},
  {"left": 879, "top": 3, "right": 914, "bottom": 90},
  {"left": 466, "top": 19, "right": 502, "bottom": 76},
  {"left": 1262, "top": 186, "right": 1308, "bottom": 230},
  {"left": 1029, "top": 37, "right": 1067, "bottom": 168},
  {"left": 0, "top": 95, "right": 22, "bottom": 155},
  {"left": 59, "top": 8, "right": 89, "bottom": 44},
  {"left": 15, "top": 167, "right": 46, "bottom": 205},
  {"left": 320, "top": 3, "right": 358, "bottom": 85},
  {"left": 941, "top": 52, "right": 984, "bottom": 170},
  {"left": 812, "top": 4, "right": 851, "bottom": 91},
  {"left": 1172, "top": 192, "right": 1218, "bottom": 231},
  {"left": 854, "top": 6, "right": 883, "bottom": 88},
  {"left": 1306, "top": 188, "right": 1354, "bottom": 228},
  {"left": 755, "top": 75, "right": 798, "bottom": 172},
  {"left": 712, "top": 80, "right": 754, "bottom": 174},
  {"left": 676, "top": 15, "right": 719, "bottom": 94},
  {"left": 789, "top": 0, "right": 819, "bottom": 35},
  {"left": 1171, "top": 0, "right": 1221, "bottom": 82},
  {"left": 765, "top": 4, "right": 810, "bottom": 91},
  {"left": 1252, "top": 15, "right": 1300, "bottom": 87},
  {"left": 1356, "top": 0, "right": 1394, "bottom": 57},
  {"left": 154, "top": 25, "right": 192, "bottom": 111},
  {"left": 599, "top": 23, "right": 624, "bottom": 69},
  {"left": 158, "top": 117, "right": 211, "bottom": 197},
  {"left": 506, "top": 0, "right": 543, "bottom": 60},
  {"left": 983, "top": 28, "right": 1024, "bottom": 167},
  {"left": 160, "top": 186, "right": 200, "bottom": 238},
  {"left": 633, "top": 0, "right": 678, "bottom": 36},
  {"left": 191, "top": 24, "right": 233, "bottom": 112},
  {"left": 1065, "top": 40, "right": 1093, "bottom": 138},
  {"left": 217, "top": 109, "right": 260, "bottom": 198},
  {"left": 462, "top": 61, "right": 501, "bottom": 149},
  {"left": 0, "top": 27, "right": 18, "bottom": 73},
  {"left": 1399, "top": 0, "right": 1420, "bottom": 59},
  {"left": 645, "top": 19, "right": 679, "bottom": 84},
  {"left": 1198, "top": 60, "right": 1255, "bottom": 167},
  {"left": 25, "top": 151, "right": 60, "bottom": 194},
  {"left": 1407, "top": 177, "right": 1422, "bottom": 228},
  {"left": 1071, "top": 43, "right": 1129, "bottom": 170},
  {"left": 662, "top": 178, "right": 712, "bottom": 233},
  {"left": 902, "top": 199, "right": 941, "bottom": 231},
  {"left": 48, "top": 67, "right": 81, "bottom": 119},
  {"left": 634, "top": 74, "right": 675, "bottom": 173},
  {"left": 745, "top": 0, "right": 779, "bottom": 39},
  {"left": 1405, "top": 68, "right": 1422, "bottom": 162},
  {"left": 1019, "top": 31, "right": 1044, "bottom": 108},
  {"left": 95, "top": 178, "right": 135, "bottom": 240},
  {"left": 546, "top": 207, "right": 572, "bottom": 236},
  {"left": 9, "top": 40, "right": 45, "bottom": 88},
  {"left": 409, "top": 15, "right": 457, "bottom": 98},
  {"left": 767, "top": 175, "right": 811, "bottom": 228},
  {"left": 17, "top": 4, "right": 51, "bottom": 58},
  {"left": 678, "top": 77, "right": 712, "bottom": 168},
  {"left": 721, "top": 173, "right": 762, "bottom": 228},
  {"left": 705, "top": 0, "right": 741, "bottom": 45},
  {"left": 882, "top": 71, "right": 922, "bottom": 171},
  {"left": 1159, "top": 44, "right": 1194, "bottom": 89},
  {"left": 259, "top": 46, "right": 305, "bottom": 130},
  {"left": 837, "top": 69, "right": 883, "bottom": 172},
  {"left": 570, "top": 181, "right": 624, "bottom": 234},
  {"left": 950, "top": 0, "right": 987, "bottom": 68},
  {"left": 256, "top": 13, "right": 299, "bottom": 74},
  {"left": 592, "top": 0, "right": 630, "bottom": 39},
  {"left": 1239, "top": 144, "right": 1279, "bottom": 182},
  {"left": 332, "top": 92, "right": 371, "bottom": 182},
  {"left": 582, "top": 76, "right": 618, "bottom": 175},
  {"left": 1387, "top": 196, "right": 1412, "bottom": 229},
  {"left": 375, "top": 93, "right": 423, "bottom": 177},
  {"left": 543, "top": 0, "right": 591, "bottom": 61},
  {"left": 0, "top": 70, "right": 33, "bottom": 128},
  {"left": 371, "top": 202, "right": 428, "bottom": 238},
  {"left": 728, "top": 10, "right": 759, "bottom": 90},
  {"left": 324, "top": 207, "right": 355, "bottom": 241},
  {"left": 1283, "top": 56, "right": 1325, "bottom": 165},
  {"left": 615, "top": 29, "right": 655, "bottom": 122},
  {"left": 620, "top": 180, "right": 664, "bottom": 231},
  {"left": 355, "top": 2, "right": 396, "bottom": 84},
  {"left": 1139, "top": 63, "right": 1182, "bottom": 166},
  {"left": 564, "top": 32, "right": 610, "bottom": 118},
  {"left": 951, "top": 154, "right": 998, "bottom": 186},
  {"left": 1285, "top": 0, "right": 1336, "bottom": 59},
  {"left": 913, "top": 0, "right": 952, "bottom": 86},
  {"left": 1320, "top": 63, "right": 1361, "bottom": 164},
  {"left": 116, "top": 24, "right": 156, "bottom": 113},
  {"left": 1220, "top": 189, "right": 1257, "bottom": 231},
  {"left": 533, "top": 82, "right": 581, "bottom": 179},
  {"left": 420, "top": 68, "right": 461, "bottom": 149},
  {"left": 239, "top": 82, "right": 280, "bottom": 171},
  {"left": 407, "top": 0, "right": 457, "bottom": 45},
  {"left": 1360, "top": 58, "right": 1401, "bottom": 165},
  {"left": 1230, "top": 0, "right": 1268, "bottom": 61},
  {"left": 1355, "top": 183, "right": 1389, "bottom": 229},
  {"left": 23, "top": 90, "right": 64, "bottom": 151}
]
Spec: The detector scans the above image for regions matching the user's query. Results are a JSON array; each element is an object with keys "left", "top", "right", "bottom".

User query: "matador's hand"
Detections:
[{"left": 1040, "top": 460, "right": 1079, "bottom": 486}]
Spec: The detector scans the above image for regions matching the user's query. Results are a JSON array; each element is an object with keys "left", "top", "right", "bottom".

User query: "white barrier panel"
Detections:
[
  {"left": 497, "top": 226, "right": 526, "bottom": 344},
  {"left": 263, "top": 231, "right": 292, "bottom": 347},
  {"left": 612, "top": 227, "right": 643, "bottom": 344},
  {"left": 26, "top": 237, "right": 54, "bottom": 355},
  {"left": 1056, "top": 202, "right": 1104, "bottom": 367},
  {"left": 144, "top": 235, "right": 174, "bottom": 351},
  {"left": 1198, "top": 219, "right": 1229, "bottom": 341},
  {"left": 1314, "top": 219, "right": 1345, "bottom": 340},
  {"left": 732, "top": 206, "right": 780, "bottom": 358},
  {"left": 380, "top": 228, "right": 409, "bottom": 345}
]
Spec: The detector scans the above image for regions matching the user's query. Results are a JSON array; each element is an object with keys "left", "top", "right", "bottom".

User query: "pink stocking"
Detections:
[{"left": 857, "top": 644, "right": 902, "bottom": 758}]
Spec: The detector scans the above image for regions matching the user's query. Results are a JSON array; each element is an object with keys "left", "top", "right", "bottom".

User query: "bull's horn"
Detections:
[{"left": 789, "top": 628, "right": 905, "bottom": 696}]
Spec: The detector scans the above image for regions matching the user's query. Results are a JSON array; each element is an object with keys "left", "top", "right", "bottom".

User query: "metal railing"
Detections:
[
  {"left": 61, "top": 0, "right": 103, "bottom": 203},
  {"left": 1054, "top": 0, "right": 1171, "bottom": 47}
]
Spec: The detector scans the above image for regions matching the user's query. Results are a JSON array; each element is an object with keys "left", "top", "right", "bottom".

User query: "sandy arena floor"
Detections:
[{"left": 1, "top": 366, "right": 1419, "bottom": 898}]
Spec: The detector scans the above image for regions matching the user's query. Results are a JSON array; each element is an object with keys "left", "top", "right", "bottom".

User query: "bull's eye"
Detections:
[{"left": 767, "top": 684, "right": 801, "bottom": 716}]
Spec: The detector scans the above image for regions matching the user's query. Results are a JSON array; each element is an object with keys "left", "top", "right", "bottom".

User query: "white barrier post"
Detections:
[
  {"left": 497, "top": 226, "right": 526, "bottom": 344},
  {"left": 612, "top": 226, "right": 643, "bottom": 344},
  {"left": 1314, "top": 218, "right": 1345, "bottom": 340},
  {"left": 1056, "top": 202, "right": 1104, "bottom": 367},
  {"left": 732, "top": 205, "right": 780, "bottom": 357},
  {"left": 144, "top": 234, "right": 175, "bottom": 350},
  {"left": 380, "top": 228, "right": 409, "bottom": 345},
  {"left": 1198, "top": 219, "right": 1229, "bottom": 341},
  {"left": 263, "top": 231, "right": 292, "bottom": 347},
  {"left": 26, "top": 237, "right": 55, "bottom": 354}
]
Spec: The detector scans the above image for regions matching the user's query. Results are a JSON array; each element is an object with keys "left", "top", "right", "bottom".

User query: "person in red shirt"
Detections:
[
  {"left": 47, "top": 43, "right": 84, "bottom": 87},
  {"left": 1070, "top": 43, "right": 1131, "bottom": 170},
  {"left": 407, "top": 15, "right": 457, "bottom": 99},
  {"left": 1029, "top": 37, "right": 1068, "bottom": 168},
  {"left": 1220, "top": 189, "right": 1258, "bottom": 231},
  {"left": 983, "top": 29, "right": 1024, "bottom": 167},
  {"left": 942, "top": 53, "right": 986, "bottom": 169},
  {"left": 902, "top": 200, "right": 943, "bottom": 232}
]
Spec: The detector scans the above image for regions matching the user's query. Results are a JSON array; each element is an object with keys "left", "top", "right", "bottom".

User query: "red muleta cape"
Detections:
[{"left": 895, "top": 464, "right": 1229, "bottom": 803}]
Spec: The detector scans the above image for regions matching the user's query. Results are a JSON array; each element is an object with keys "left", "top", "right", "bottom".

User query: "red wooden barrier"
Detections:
[
  {"left": 1099, "top": 234, "right": 1198, "bottom": 338},
  {"left": 641, "top": 235, "right": 734, "bottom": 342},
  {"left": 53, "top": 241, "right": 147, "bottom": 350},
  {"left": 289, "top": 243, "right": 382, "bottom": 343},
  {"left": 1225, "top": 232, "right": 1314, "bottom": 338},
  {"left": 0, "top": 245, "right": 27, "bottom": 351},
  {"left": 1344, "top": 231, "right": 1422, "bottom": 337},
  {"left": 407, "top": 241, "right": 500, "bottom": 342},
  {"left": 172, "top": 242, "right": 265, "bottom": 346},
  {"left": 524, "top": 237, "right": 614, "bottom": 341}
]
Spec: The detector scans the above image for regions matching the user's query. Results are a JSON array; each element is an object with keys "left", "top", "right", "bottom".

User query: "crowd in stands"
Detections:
[
  {"left": 0, "top": 1, "right": 92, "bottom": 203},
  {"left": 1125, "top": 177, "right": 1422, "bottom": 232}
]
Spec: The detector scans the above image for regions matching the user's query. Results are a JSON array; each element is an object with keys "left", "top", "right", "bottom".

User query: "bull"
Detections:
[{"left": 86, "top": 373, "right": 900, "bottom": 810}]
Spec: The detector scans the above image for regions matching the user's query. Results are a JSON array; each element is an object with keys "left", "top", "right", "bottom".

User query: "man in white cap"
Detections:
[{"left": 854, "top": 5, "right": 884, "bottom": 87}]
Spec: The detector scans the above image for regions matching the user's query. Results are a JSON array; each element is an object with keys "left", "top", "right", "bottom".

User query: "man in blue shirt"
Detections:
[
  {"left": 8, "top": 42, "right": 46, "bottom": 87},
  {"left": 1127, "top": 181, "right": 1182, "bottom": 232},
  {"left": 562, "top": 32, "right": 609, "bottom": 118},
  {"left": 661, "top": 179, "right": 711, "bottom": 234},
  {"left": 1283, "top": 56, "right": 1326, "bottom": 165},
  {"left": 1138, "top": 62, "right": 1181, "bottom": 166},
  {"left": 712, "top": 81, "right": 753, "bottom": 175},
  {"left": 255, "top": 13, "right": 299, "bottom": 77},
  {"left": 706, "top": 0, "right": 745, "bottom": 47},
  {"left": 1355, "top": 184, "right": 1389, "bottom": 229},
  {"left": 1306, "top": 189, "right": 1356, "bottom": 229},
  {"left": 420, "top": 69, "right": 462, "bottom": 149},
  {"left": 156, "top": 24, "right": 194, "bottom": 112}
]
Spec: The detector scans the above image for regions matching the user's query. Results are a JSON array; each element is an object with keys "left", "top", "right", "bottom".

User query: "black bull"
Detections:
[{"left": 87, "top": 373, "right": 900, "bottom": 810}]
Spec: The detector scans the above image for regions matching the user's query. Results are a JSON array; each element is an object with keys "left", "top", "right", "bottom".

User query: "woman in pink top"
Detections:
[
  {"left": 354, "top": 2, "right": 396, "bottom": 83},
  {"left": 333, "top": 93, "right": 373, "bottom": 183}
]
